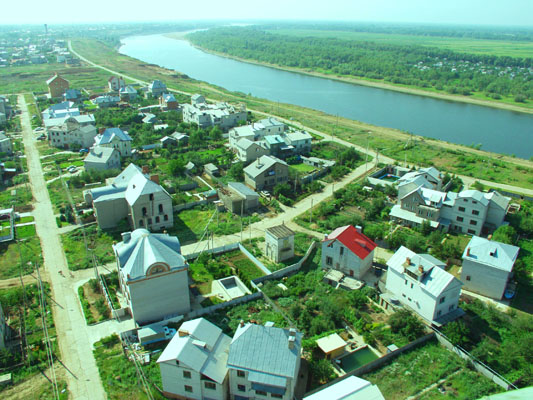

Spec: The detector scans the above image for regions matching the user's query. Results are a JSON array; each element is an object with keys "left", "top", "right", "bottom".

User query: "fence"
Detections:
[
  {"left": 173, "top": 199, "right": 209, "bottom": 213},
  {"left": 238, "top": 243, "right": 271, "bottom": 275},
  {"left": 184, "top": 242, "right": 239, "bottom": 260},
  {"left": 433, "top": 328, "right": 516, "bottom": 390},
  {"left": 184, "top": 292, "right": 263, "bottom": 320}
]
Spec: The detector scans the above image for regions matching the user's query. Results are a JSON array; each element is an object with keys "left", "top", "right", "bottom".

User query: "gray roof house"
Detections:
[
  {"left": 461, "top": 236, "right": 520, "bottom": 299},
  {"left": 84, "top": 164, "right": 173, "bottom": 231},
  {"left": 244, "top": 155, "right": 289, "bottom": 191},
  {"left": 304, "top": 375, "right": 385, "bottom": 400},
  {"left": 94, "top": 127, "right": 133, "bottom": 157},
  {"left": 228, "top": 323, "right": 302, "bottom": 400},
  {"left": 119, "top": 85, "right": 138, "bottom": 101},
  {"left": 113, "top": 229, "right": 190, "bottom": 325},
  {"left": 158, "top": 318, "right": 232, "bottom": 400},
  {"left": 83, "top": 146, "right": 121, "bottom": 171},
  {"left": 219, "top": 182, "right": 260, "bottom": 214},
  {"left": 63, "top": 89, "right": 82, "bottom": 103},
  {"left": 148, "top": 80, "right": 167, "bottom": 97},
  {"left": 92, "top": 94, "right": 120, "bottom": 108},
  {"left": 0, "top": 132, "right": 13, "bottom": 155}
]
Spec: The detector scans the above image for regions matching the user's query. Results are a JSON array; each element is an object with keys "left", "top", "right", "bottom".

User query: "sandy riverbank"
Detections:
[{"left": 163, "top": 32, "right": 533, "bottom": 115}]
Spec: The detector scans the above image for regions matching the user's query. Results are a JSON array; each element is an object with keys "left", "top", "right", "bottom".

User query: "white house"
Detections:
[
  {"left": 321, "top": 225, "right": 377, "bottom": 279},
  {"left": 243, "top": 155, "right": 289, "bottom": 191},
  {"left": 158, "top": 318, "right": 231, "bottom": 400},
  {"left": 461, "top": 236, "right": 519, "bottom": 299},
  {"left": 83, "top": 147, "right": 121, "bottom": 171},
  {"left": 113, "top": 229, "right": 190, "bottom": 325},
  {"left": 183, "top": 96, "right": 247, "bottom": 131},
  {"left": 108, "top": 76, "right": 125, "bottom": 92},
  {"left": 92, "top": 95, "right": 120, "bottom": 108},
  {"left": 148, "top": 80, "right": 167, "bottom": 97},
  {"left": 283, "top": 131, "right": 312, "bottom": 155},
  {"left": 265, "top": 224, "right": 295, "bottom": 263},
  {"left": 304, "top": 375, "right": 385, "bottom": 400},
  {"left": 0, "top": 132, "right": 13, "bottom": 155},
  {"left": 227, "top": 323, "right": 302, "bottom": 400},
  {"left": 47, "top": 117, "right": 98, "bottom": 150},
  {"left": 93, "top": 127, "right": 133, "bottom": 157},
  {"left": 234, "top": 138, "right": 269, "bottom": 163},
  {"left": 385, "top": 246, "right": 463, "bottom": 325},
  {"left": 119, "top": 85, "right": 138, "bottom": 101}
]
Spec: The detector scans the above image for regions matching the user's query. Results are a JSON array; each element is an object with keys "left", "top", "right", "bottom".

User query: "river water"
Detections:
[{"left": 120, "top": 34, "right": 533, "bottom": 159}]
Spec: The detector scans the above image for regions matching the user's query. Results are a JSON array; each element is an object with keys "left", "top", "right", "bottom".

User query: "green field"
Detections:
[{"left": 267, "top": 29, "right": 533, "bottom": 58}]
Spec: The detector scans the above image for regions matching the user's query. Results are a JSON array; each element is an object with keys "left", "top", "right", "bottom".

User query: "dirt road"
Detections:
[{"left": 19, "top": 95, "right": 106, "bottom": 400}]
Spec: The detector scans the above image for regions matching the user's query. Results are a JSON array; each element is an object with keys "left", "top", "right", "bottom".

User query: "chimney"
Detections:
[
  {"left": 122, "top": 232, "right": 131, "bottom": 243},
  {"left": 288, "top": 336, "right": 296, "bottom": 350},
  {"left": 406, "top": 257, "right": 411, "bottom": 265},
  {"left": 355, "top": 225, "right": 362, "bottom": 233},
  {"left": 99, "top": 127, "right": 105, "bottom": 134},
  {"left": 289, "top": 328, "right": 297, "bottom": 337},
  {"left": 142, "top": 165, "right": 150, "bottom": 175},
  {"left": 178, "top": 329, "right": 189, "bottom": 337},
  {"left": 239, "top": 320, "right": 245, "bottom": 328},
  {"left": 324, "top": 234, "right": 328, "bottom": 240},
  {"left": 466, "top": 248, "right": 470, "bottom": 257},
  {"left": 418, "top": 266, "right": 424, "bottom": 274},
  {"left": 150, "top": 174, "right": 160, "bottom": 185}
]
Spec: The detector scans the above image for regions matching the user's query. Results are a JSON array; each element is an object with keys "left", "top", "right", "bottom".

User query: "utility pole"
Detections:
[
  {"left": 309, "top": 198, "right": 313, "bottom": 226},
  {"left": 240, "top": 201, "right": 243, "bottom": 242}
]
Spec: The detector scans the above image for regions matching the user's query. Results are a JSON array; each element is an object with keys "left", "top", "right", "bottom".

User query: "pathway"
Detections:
[
  {"left": 19, "top": 95, "right": 106, "bottom": 400},
  {"left": 406, "top": 369, "right": 462, "bottom": 400}
]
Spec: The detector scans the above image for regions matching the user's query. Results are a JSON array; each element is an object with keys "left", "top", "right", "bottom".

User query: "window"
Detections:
[
  {"left": 439, "top": 296, "right": 446, "bottom": 304},
  {"left": 142, "top": 207, "right": 147, "bottom": 216},
  {"left": 237, "top": 370, "right": 245, "bottom": 378},
  {"left": 340, "top": 247, "right": 344, "bottom": 256},
  {"left": 468, "top": 229, "right": 476, "bottom": 234},
  {"left": 149, "top": 194, "right": 154, "bottom": 201},
  {"left": 164, "top": 214, "right": 168, "bottom": 221},
  {"left": 458, "top": 206, "right": 466, "bottom": 212},
  {"left": 139, "top": 220, "right": 144, "bottom": 227},
  {"left": 470, "top": 220, "right": 477, "bottom": 225},
  {"left": 159, "top": 204, "right": 163, "bottom": 213},
  {"left": 408, "top": 297, "right": 411, "bottom": 302},
  {"left": 147, "top": 218, "right": 152, "bottom": 225},
  {"left": 472, "top": 200, "right": 477, "bottom": 204},
  {"left": 466, "top": 275, "right": 471, "bottom": 281},
  {"left": 237, "top": 384, "right": 246, "bottom": 392},
  {"left": 155, "top": 216, "right": 160, "bottom": 223},
  {"left": 449, "top": 304, "right": 455, "bottom": 311},
  {"left": 402, "top": 293, "right": 406, "bottom": 297},
  {"left": 271, "top": 394, "right": 283, "bottom": 399},
  {"left": 255, "top": 390, "right": 267, "bottom": 396},
  {"left": 184, "top": 385, "right": 193, "bottom": 393},
  {"left": 437, "top": 310, "right": 442, "bottom": 317},
  {"left": 326, "top": 256, "right": 332, "bottom": 266},
  {"left": 404, "top": 279, "right": 407, "bottom": 285},
  {"left": 183, "top": 371, "right": 191, "bottom": 379},
  {"left": 456, "top": 216, "right": 464, "bottom": 222},
  {"left": 410, "top": 283, "right": 414, "bottom": 289},
  {"left": 472, "top": 210, "right": 480, "bottom": 215},
  {"left": 205, "top": 382, "right": 216, "bottom": 390}
]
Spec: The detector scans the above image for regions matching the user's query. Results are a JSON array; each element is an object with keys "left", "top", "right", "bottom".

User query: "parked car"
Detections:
[
  {"left": 36, "top": 134, "right": 46, "bottom": 140},
  {"left": 33, "top": 127, "right": 44, "bottom": 132},
  {"left": 79, "top": 148, "right": 89, "bottom": 154},
  {"left": 67, "top": 166, "right": 77, "bottom": 173}
]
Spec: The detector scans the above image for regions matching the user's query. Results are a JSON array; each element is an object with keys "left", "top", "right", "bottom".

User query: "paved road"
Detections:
[{"left": 19, "top": 95, "right": 106, "bottom": 400}]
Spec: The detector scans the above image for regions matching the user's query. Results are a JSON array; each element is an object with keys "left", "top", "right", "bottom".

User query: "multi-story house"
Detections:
[
  {"left": 148, "top": 80, "right": 167, "bottom": 98},
  {"left": 183, "top": 95, "right": 247, "bottom": 131},
  {"left": 461, "top": 236, "right": 519, "bottom": 299},
  {"left": 46, "top": 73, "right": 69, "bottom": 98},
  {"left": 283, "top": 131, "right": 312, "bottom": 155},
  {"left": 321, "top": 225, "right": 377, "bottom": 279},
  {"left": 47, "top": 117, "right": 98, "bottom": 149},
  {"left": 92, "top": 95, "right": 120, "bottom": 108},
  {"left": 227, "top": 323, "right": 302, "bottom": 400},
  {"left": 304, "top": 376, "right": 385, "bottom": 400},
  {"left": 265, "top": 224, "right": 295, "bottom": 263},
  {"left": 0, "top": 132, "right": 13, "bottom": 155},
  {"left": 390, "top": 186, "right": 509, "bottom": 236},
  {"left": 63, "top": 89, "right": 82, "bottom": 104},
  {"left": 83, "top": 147, "right": 121, "bottom": 171},
  {"left": 113, "top": 229, "right": 190, "bottom": 325},
  {"left": 158, "top": 318, "right": 231, "bottom": 400},
  {"left": 159, "top": 93, "right": 178, "bottom": 110},
  {"left": 108, "top": 76, "right": 125, "bottom": 92},
  {"left": 119, "top": 85, "right": 138, "bottom": 101},
  {"left": 84, "top": 164, "right": 174, "bottom": 231},
  {"left": 244, "top": 155, "right": 289, "bottom": 191},
  {"left": 93, "top": 127, "right": 132, "bottom": 157},
  {"left": 234, "top": 138, "right": 269, "bottom": 163},
  {"left": 0, "top": 95, "right": 13, "bottom": 120},
  {"left": 385, "top": 246, "right": 463, "bottom": 325}
]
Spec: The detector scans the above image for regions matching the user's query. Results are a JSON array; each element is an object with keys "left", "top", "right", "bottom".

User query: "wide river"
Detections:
[{"left": 120, "top": 34, "right": 533, "bottom": 159}]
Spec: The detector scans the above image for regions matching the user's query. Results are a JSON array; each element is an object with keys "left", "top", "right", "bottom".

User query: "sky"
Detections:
[{"left": 2, "top": 0, "right": 533, "bottom": 26}]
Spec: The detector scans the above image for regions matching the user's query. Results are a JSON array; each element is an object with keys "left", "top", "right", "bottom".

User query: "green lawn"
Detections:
[
  {"left": 0, "top": 237, "right": 43, "bottom": 279},
  {"left": 290, "top": 163, "right": 316, "bottom": 174},
  {"left": 267, "top": 29, "right": 533, "bottom": 58},
  {"left": 0, "top": 186, "right": 33, "bottom": 211},
  {"left": 47, "top": 178, "right": 85, "bottom": 212},
  {"left": 61, "top": 225, "right": 116, "bottom": 270},
  {"left": 15, "top": 224, "right": 36, "bottom": 239}
]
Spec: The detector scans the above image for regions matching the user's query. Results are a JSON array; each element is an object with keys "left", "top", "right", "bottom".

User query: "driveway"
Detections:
[{"left": 19, "top": 95, "right": 106, "bottom": 400}]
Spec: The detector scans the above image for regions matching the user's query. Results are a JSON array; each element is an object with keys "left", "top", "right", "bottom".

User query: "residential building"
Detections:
[
  {"left": 321, "top": 225, "right": 377, "bottom": 279},
  {"left": 191, "top": 94, "right": 206, "bottom": 105},
  {"left": 390, "top": 187, "right": 510, "bottom": 236},
  {"left": 108, "top": 76, "right": 125, "bottom": 92},
  {"left": 148, "top": 80, "right": 167, "bottom": 97},
  {"left": 183, "top": 95, "right": 247, "bottom": 131},
  {"left": 92, "top": 94, "right": 120, "bottom": 108},
  {"left": 234, "top": 138, "right": 269, "bottom": 163},
  {"left": 46, "top": 73, "right": 69, "bottom": 98},
  {"left": 158, "top": 318, "right": 231, "bottom": 400},
  {"left": 159, "top": 93, "right": 178, "bottom": 110},
  {"left": 84, "top": 164, "right": 173, "bottom": 231},
  {"left": 265, "top": 224, "right": 295, "bottom": 263},
  {"left": 227, "top": 323, "right": 302, "bottom": 400},
  {"left": 283, "top": 131, "right": 312, "bottom": 155},
  {"left": 244, "top": 155, "right": 289, "bottom": 191},
  {"left": 63, "top": 89, "right": 82, "bottom": 103},
  {"left": 204, "top": 163, "right": 220, "bottom": 178},
  {"left": 385, "top": 246, "right": 463, "bottom": 325},
  {"left": 42, "top": 101, "right": 79, "bottom": 120},
  {"left": 44, "top": 114, "right": 95, "bottom": 131},
  {"left": 315, "top": 333, "right": 346, "bottom": 360},
  {"left": 113, "top": 229, "right": 190, "bottom": 325},
  {"left": 119, "top": 85, "right": 138, "bottom": 101},
  {"left": 0, "top": 132, "right": 13, "bottom": 155},
  {"left": 0, "top": 113, "right": 5, "bottom": 126},
  {"left": 0, "top": 95, "right": 13, "bottom": 120},
  {"left": 461, "top": 236, "right": 519, "bottom": 299},
  {"left": 84, "top": 147, "right": 121, "bottom": 171},
  {"left": 256, "top": 117, "right": 286, "bottom": 136},
  {"left": 397, "top": 167, "right": 445, "bottom": 199},
  {"left": 47, "top": 117, "right": 98, "bottom": 149},
  {"left": 0, "top": 302, "right": 6, "bottom": 349},
  {"left": 304, "top": 376, "right": 385, "bottom": 400},
  {"left": 263, "top": 135, "right": 287, "bottom": 158},
  {"left": 93, "top": 127, "right": 133, "bottom": 157},
  {"left": 219, "top": 182, "right": 260, "bottom": 214}
]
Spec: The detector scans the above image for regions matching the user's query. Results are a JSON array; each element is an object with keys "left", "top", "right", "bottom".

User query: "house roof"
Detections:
[
  {"left": 120, "top": 85, "right": 137, "bottom": 94},
  {"left": 264, "top": 135, "right": 284, "bottom": 145},
  {"left": 266, "top": 224, "right": 295, "bottom": 239},
  {"left": 84, "top": 146, "right": 119, "bottom": 164},
  {"left": 149, "top": 80, "right": 166, "bottom": 90},
  {"left": 485, "top": 191, "right": 510, "bottom": 211},
  {"left": 46, "top": 74, "right": 68, "bottom": 85},
  {"left": 316, "top": 333, "right": 346, "bottom": 354},
  {"left": 228, "top": 324, "right": 302, "bottom": 379},
  {"left": 113, "top": 229, "right": 186, "bottom": 281},
  {"left": 64, "top": 89, "right": 81, "bottom": 99},
  {"left": 157, "top": 318, "right": 231, "bottom": 384},
  {"left": 257, "top": 117, "right": 284, "bottom": 128},
  {"left": 304, "top": 375, "right": 385, "bottom": 400},
  {"left": 125, "top": 174, "right": 167, "bottom": 205},
  {"left": 95, "top": 128, "right": 132, "bottom": 145},
  {"left": 285, "top": 131, "right": 312, "bottom": 142},
  {"left": 458, "top": 190, "right": 489, "bottom": 206},
  {"left": 228, "top": 182, "right": 258, "bottom": 199},
  {"left": 324, "top": 225, "right": 377, "bottom": 260},
  {"left": 387, "top": 246, "right": 461, "bottom": 297},
  {"left": 162, "top": 93, "right": 176, "bottom": 103},
  {"left": 463, "top": 236, "right": 519, "bottom": 272},
  {"left": 236, "top": 138, "right": 256, "bottom": 150},
  {"left": 112, "top": 163, "right": 143, "bottom": 187},
  {"left": 244, "top": 155, "right": 287, "bottom": 179},
  {"left": 191, "top": 94, "right": 205, "bottom": 103}
]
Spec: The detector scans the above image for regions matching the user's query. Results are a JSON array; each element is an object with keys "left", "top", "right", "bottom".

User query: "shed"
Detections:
[
  {"left": 316, "top": 333, "right": 346, "bottom": 360},
  {"left": 265, "top": 224, "right": 295, "bottom": 263},
  {"left": 204, "top": 163, "right": 220, "bottom": 177}
]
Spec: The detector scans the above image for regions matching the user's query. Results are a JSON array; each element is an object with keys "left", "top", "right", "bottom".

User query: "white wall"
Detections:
[
  {"left": 321, "top": 241, "right": 373, "bottom": 279},
  {"left": 461, "top": 259, "right": 510, "bottom": 299}
]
